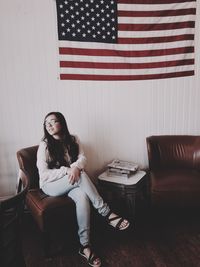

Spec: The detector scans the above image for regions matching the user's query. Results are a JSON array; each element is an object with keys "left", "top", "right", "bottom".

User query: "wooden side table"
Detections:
[{"left": 98, "top": 170, "right": 148, "bottom": 222}]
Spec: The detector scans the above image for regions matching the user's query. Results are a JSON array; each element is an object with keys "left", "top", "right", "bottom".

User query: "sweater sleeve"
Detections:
[
  {"left": 70, "top": 135, "right": 87, "bottom": 170},
  {"left": 36, "top": 141, "right": 70, "bottom": 185}
]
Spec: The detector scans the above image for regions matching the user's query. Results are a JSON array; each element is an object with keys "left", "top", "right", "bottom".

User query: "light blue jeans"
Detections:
[{"left": 41, "top": 171, "right": 110, "bottom": 246}]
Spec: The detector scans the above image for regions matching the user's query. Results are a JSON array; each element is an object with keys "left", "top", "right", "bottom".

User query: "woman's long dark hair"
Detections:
[{"left": 43, "top": 112, "right": 79, "bottom": 169}]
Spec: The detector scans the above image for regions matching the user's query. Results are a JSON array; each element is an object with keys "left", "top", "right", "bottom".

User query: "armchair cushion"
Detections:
[
  {"left": 151, "top": 169, "right": 200, "bottom": 192},
  {"left": 26, "top": 189, "right": 76, "bottom": 230}
]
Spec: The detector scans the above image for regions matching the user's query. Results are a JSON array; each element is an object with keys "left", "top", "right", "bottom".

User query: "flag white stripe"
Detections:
[
  {"left": 118, "top": 28, "right": 194, "bottom": 38},
  {"left": 118, "top": 14, "right": 195, "bottom": 24},
  {"left": 59, "top": 40, "right": 194, "bottom": 51},
  {"left": 60, "top": 65, "right": 194, "bottom": 75},
  {"left": 59, "top": 53, "right": 194, "bottom": 64},
  {"left": 118, "top": 2, "right": 196, "bottom": 12}
]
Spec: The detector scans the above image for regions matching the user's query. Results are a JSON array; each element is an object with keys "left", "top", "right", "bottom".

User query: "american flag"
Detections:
[{"left": 56, "top": 0, "right": 196, "bottom": 81}]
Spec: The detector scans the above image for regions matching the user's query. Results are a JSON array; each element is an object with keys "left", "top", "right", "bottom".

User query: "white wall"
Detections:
[{"left": 0, "top": 0, "right": 200, "bottom": 195}]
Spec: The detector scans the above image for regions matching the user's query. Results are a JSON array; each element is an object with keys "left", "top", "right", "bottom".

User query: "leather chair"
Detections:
[
  {"left": 0, "top": 170, "right": 28, "bottom": 267},
  {"left": 16, "top": 146, "right": 77, "bottom": 256},
  {"left": 146, "top": 135, "right": 200, "bottom": 209}
]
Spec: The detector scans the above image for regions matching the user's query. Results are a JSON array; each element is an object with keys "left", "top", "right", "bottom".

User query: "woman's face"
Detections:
[{"left": 44, "top": 114, "right": 62, "bottom": 139}]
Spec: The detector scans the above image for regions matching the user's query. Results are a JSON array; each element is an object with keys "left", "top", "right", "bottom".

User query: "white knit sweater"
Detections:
[{"left": 36, "top": 135, "right": 87, "bottom": 188}]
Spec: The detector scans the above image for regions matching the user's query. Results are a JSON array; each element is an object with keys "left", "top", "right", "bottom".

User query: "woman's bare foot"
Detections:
[
  {"left": 107, "top": 212, "right": 130, "bottom": 230},
  {"left": 79, "top": 245, "right": 101, "bottom": 267}
]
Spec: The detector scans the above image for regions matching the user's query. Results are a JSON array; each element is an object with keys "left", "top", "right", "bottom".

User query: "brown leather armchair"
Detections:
[
  {"left": 146, "top": 135, "right": 200, "bottom": 209},
  {"left": 16, "top": 146, "right": 77, "bottom": 256}
]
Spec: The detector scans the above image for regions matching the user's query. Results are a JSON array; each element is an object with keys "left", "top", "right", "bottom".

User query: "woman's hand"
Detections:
[{"left": 68, "top": 166, "right": 81, "bottom": 185}]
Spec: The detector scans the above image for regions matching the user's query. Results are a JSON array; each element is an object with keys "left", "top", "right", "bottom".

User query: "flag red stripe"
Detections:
[
  {"left": 118, "top": 8, "right": 196, "bottom": 17},
  {"left": 118, "top": 0, "right": 195, "bottom": 4},
  {"left": 59, "top": 46, "right": 194, "bottom": 57},
  {"left": 118, "top": 21, "right": 195, "bottom": 31},
  {"left": 60, "top": 71, "right": 194, "bottom": 80},
  {"left": 118, "top": 34, "right": 194, "bottom": 44},
  {"left": 60, "top": 59, "right": 194, "bottom": 69}
]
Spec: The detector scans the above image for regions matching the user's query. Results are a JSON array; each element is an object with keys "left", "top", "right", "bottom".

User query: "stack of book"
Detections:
[{"left": 107, "top": 159, "right": 138, "bottom": 178}]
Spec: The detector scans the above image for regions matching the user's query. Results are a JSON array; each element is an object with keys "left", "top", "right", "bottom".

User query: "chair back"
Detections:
[
  {"left": 0, "top": 170, "right": 28, "bottom": 267},
  {"left": 146, "top": 135, "right": 200, "bottom": 170},
  {"left": 17, "top": 146, "right": 39, "bottom": 189}
]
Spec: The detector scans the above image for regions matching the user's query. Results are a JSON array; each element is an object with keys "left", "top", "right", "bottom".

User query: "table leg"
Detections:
[{"left": 126, "top": 194, "right": 136, "bottom": 222}]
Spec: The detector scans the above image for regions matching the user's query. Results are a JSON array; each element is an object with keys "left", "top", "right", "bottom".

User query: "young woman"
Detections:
[{"left": 37, "top": 111, "right": 130, "bottom": 267}]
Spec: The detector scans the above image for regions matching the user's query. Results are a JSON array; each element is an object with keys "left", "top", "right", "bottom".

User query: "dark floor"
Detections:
[{"left": 21, "top": 210, "right": 200, "bottom": 267}]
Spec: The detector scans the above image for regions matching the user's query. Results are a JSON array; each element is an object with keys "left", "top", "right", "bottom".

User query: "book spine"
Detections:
[
  {"left": 108, "top": 167, "right": 131, "bottom": 175},
  {"left": 106, "top": 169, "right": 131, "bottom": 178}
]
